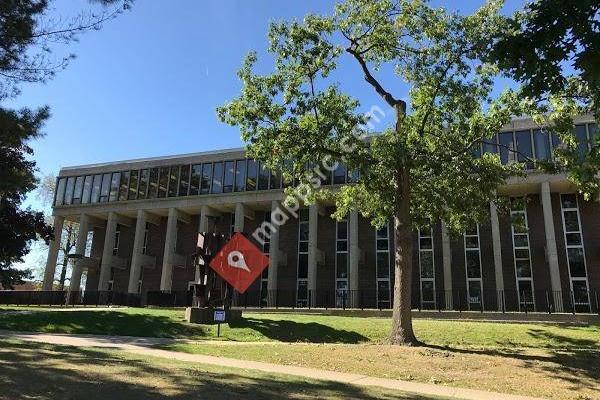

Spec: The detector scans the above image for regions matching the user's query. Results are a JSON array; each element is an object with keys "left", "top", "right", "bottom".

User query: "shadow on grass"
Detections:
[
  {"left": 0, "top": 340, "right": 433, "bottom": 400},
  {"left": 0, "top": 309, "right": 208, "bottom": 339},
  {"left": 229, "top": 317, "right": 369, "bottom": 343}
]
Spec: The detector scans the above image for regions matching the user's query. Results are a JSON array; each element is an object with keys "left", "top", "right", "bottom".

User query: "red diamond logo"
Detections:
[{"left": 209, "top": 232, "right": 269, "bottom": 294}]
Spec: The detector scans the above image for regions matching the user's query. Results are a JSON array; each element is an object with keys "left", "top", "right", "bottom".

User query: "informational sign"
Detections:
[
  {"left": 214, "top": 309, "right": 226, "bottom": 322},
  {"left": 209, "top": 232, "right": 270, "bottom": 293}
]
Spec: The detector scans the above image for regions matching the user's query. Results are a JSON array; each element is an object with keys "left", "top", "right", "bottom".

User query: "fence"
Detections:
[{"left": 1, "top": 288, "right": 599, "bottom": 314}]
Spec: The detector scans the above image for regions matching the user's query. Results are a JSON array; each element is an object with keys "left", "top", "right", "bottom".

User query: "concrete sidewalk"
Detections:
[{"left": 1, "top": 331, "right": 545, "bottom": 400}]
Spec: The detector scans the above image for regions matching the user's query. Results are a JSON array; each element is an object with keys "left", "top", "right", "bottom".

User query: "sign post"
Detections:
[{"left": 214, "top": 309, "right": 226, "bottom": 337}]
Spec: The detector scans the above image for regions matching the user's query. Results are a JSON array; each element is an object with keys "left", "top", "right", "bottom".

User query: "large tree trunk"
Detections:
[
  {"left": 390, "top": 167, "right": 418, "bottom": 345},
  {"left": 389, "top": 102, "right": 417, "bottom": 345}
]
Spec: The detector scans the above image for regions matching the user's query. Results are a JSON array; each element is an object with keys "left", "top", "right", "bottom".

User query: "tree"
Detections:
[
  {"left": 36, "top": 175, "right": 80, "bottom": 290},
  {"left": 218, "top": 0, "right": 593, "bottom": 344},
  {"left": 0, "top": 0, "right": 130, "bottom": 289},
  {"left": 491, "top": 0, "right": 599, "bottom": 118}
]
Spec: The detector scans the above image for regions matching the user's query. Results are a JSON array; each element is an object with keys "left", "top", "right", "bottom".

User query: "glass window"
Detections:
[
  {"left": 563, "top": 210, "right": 580, "bottom": 232},
  {"left": 336, "top": 253, "right": 348, "bottom": 279},
  {"left": 567, "top": 248, "right": 586, "bottom": 277},
  {"left": 55, "top": 177, "right": 66, "bottom": 206},
  {"left": 64, "top": 177, "right": 75, "bottom": 205},
  {"left": 482, "top": 135, "right": 498, "bottom": 154},
  {"left": 298, "top": 254, "right": 308, "bottom": 279},
  {"left": 100, "top": 173, "right": 111, "bottom": 202},
  {"left": 422, "top": 281, "right": 435, "bottom": 302},
  {"left": 574, "top": 124, "right": 588, "bottom": 159},
  {"left": 465, "top": 251, "right": 481, "bottom": 278},
  {"left": 128, "top": 170, "right": 139, "bottom": 200},
  {"left": 72, "top": 176, "right": 84, "bottom": 204},
  {"left": 157, "top": 167, "right": 169, "bottom": 198},
  {"left": 179, "top": 165, "right": 190, "bottom": 196},
  {"left": 223, "top": 161, "right": 234, "bottom": 193},
  {"left": 201, "top": 163, "right": 213, "bottom": 194},
  {"left": 515, "top": 129, "right": 533, "bottom": 164},
  {"left": 589, "top": 123, "right": 598, "bottom": 147},
  {"left": 234, "top": 159, "right": 246, "bottom": 192},
  {"left": 109, "top": 172, "right": 120, "bottom": 202},
  {"left": 211, "top": 162, "right": 223, "bottom": 194},
  {"left": 119, "top": 171, "right": 129, "bottom": 201},
  {"left": 190, "top": 164, "right": 202, "bottom": 196},
  {"left": 468, "top": 281, "right": 482, "bottom": 303},
  {"left": 515, "top": 259, "right": 532, "bottom": 277},
  {"left": 258, "top": 162, "right": 270, "bottom": 190},
  {"left": 376, "top": 253, "right": 390, "bottom": 278},
  {"left": 246, "top": 159, "right": 257, "bottom": 191},
  {"left": 91, "top": 174, "right": 102, "bottom": 203},
  {"left": 377, "top": 280, "right": 390, "bottom": 301},
  {"left": 333, "top": 163, "right": 347, "bottom": 184},
  {"left": 420, "top": 251, "right": 434, "bottom": 278},
  {"left": 270, "top": 169, "right": 282, "bottom": 189},
  {"left": 560, "top": 193, "right": 577, "bottom": 209},
  {"left": 498, "top": 131, "right": 515, "bottom": 164},
  {"left": 299, "top": 222, "right": 309, "bottom": 241},
  {"left": 82, "top": 176, "right": 92, "bottom": 204},
  {"left": 533, "top": 129, "right": 551, "bottom": 160},
  {"left": 139, "top": 169, "right": 150, "bottom": 199},
  {"left": 168, "top": 166, "right": 179, "bottom": 197}
]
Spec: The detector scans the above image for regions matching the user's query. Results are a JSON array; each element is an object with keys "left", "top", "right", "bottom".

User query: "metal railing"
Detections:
[{"left": 1, "top": 288, "right": 598, "bottom": 314}]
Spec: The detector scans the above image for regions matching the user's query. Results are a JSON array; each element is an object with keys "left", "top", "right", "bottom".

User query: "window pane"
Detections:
[
  {"left": 299, "top": 222, "right": 309, "bottom": 241},
  {"left": 336, "top": 253, "right": 348, "bottom": 278},
  {"left": 517, "top": 280, "right": 532, "bottom": 298},
  {"left": 376, "top": 252, "right": 389, "bottom": 278},
  {"left": 72, "top": 176, "right": 84, "bottom": 204},
  {"left": 258, "top": 162, "right": 269, "bottom": 190},
  {"left": 572, "top": 280, "right": 589, "bottom": 302},
  {"left": 566, "top": 232, "right": 582, "bottom": 246},
  {"left": 299, "top": 208, "right": 309, "bottom": 222},
  {"left": 376, "top": 226, "right": 388, "bottom": 239},
  {"left": 90, "top": 175, "right": 101, "bottom": 203},
  {"left": 337, "top": 221, "right": 348, "bottom": 239},
  {"left": 168, "top": 166, "right": 179, "bottom": 197},
  {"left": 421, "top": 281, "right": 434, "bottom": 302},
  {"left": 465, "top": 236, "right": 479, "bottom": 249},
  {"left": 179, "top": 165, "right": 190, "bottom": 196},
  {"left": 148, "top": 168, "right": 159, "bottom": 199},
  {"left": 138, "top": 169, "right": 148, "bottom": 199},
  {"left": 158, "top": 167, "right": 169, "bottom": 198},
  {"left": 533, "top": 129, "right": 551, "bottom": 160},
  {"left": 574, "top": 124, "right": 588, "bottom": 159},
  {"left": 567, "top": 248, "right": 586, "bottom": 277},
  {"left": 299, "top": 241, "right": 308, "bottom": 252},
  {"left": 420, "top": 251, "right": 434, "bottom": 278},
  {"left": 514, "top": 248, "right": 530, "bottom": 259},
  {"left": 119, "top": 171, "right": 129, "bottom": 201},
  {"left": 419, "top": 237, "right": 432, "bottom": 250},
  {"left": 297, "top": 280, "right": 308, "bottom": 300},
  {"left": 109, "top": 172, "right": 120, "bottom": 202},
  {"left": 64, "top": 177, "right": 75, "bottom": 205},
  {"left": 551, "top": 132, "right": 562, "bottom": 149},
  {"left": 333, "top": 163, "right": 347, "bottom": 184},
  {"left": 466, "top": 251, "right": 480, "bottom": 278},
  {"left": 82, "top": 176, "right": 92, "bottom": 204},
  {"left": 563, "top": 210, "right": 580, "bottom": 232},
  {"left": 298, "top": 254, "right": 308, "bottom": 278},
  {"left": 189, "top": 164, "right": 201, "bottom": 196},
  {"left": 515, "top": 259, "right": 531, "bottom": 277},
  {"left": 498, "top": 132, "right": 515, "bottom": 164},
  {"left": 515, "top": 130, "right": 533, "bottom": 163},
  {"left": 55, "top": 178, "right": 66, "bottom": 206},
  {"left": 223, "top": 161, "right": 234, "bottom": 193},
  {"left": 336, "top": 241, "right": 347, "bottom": 252},
  {"left": 468, "top": 281, "right": 482, "bottom": 304},
  {"left": 128, "top": 170, "right": 138, "bottom": 200},
  {"left": 377, "top": 280, "right": 390, "bottom": 301},
  {"left": 234, "top": 159, "right": 246, "bottom": 192},
  {"left": 246, "top": 159, "right": 257, "bottom": 191},
  {"left": 211, "top": 162, "right": 223, "bottom": 193},
  {"left": 201, "top": 163, "right": 213, "bottom": 194},
  {"left": 560, "top": 193, "right": 577, "bottom": 209},
  {"left": 377, "top": 238, "right": 389, "bottom": 251},
  {"left": 100, "top": 173, "right": 111, "bottom": 202},
  {"left": 482, "top": 135, "right": 498, "bottom": 154},
  {"left": 514, "top": 234, "right": 529, "bottom": 248},
  {"left": 270, "top": 169, "right": 281, "bottom": 189}
]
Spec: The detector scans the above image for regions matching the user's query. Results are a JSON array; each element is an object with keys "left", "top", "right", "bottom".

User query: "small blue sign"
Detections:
[{"left": 214, "top": 310, "right": 226, "bottom": 322}]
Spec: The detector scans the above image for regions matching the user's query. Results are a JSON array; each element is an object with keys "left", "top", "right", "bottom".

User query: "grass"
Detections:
[
  {"left": 0, "top": 338, "right": 443, "bottom": 400},
  {"left": 1, "top": 306, "right": 599, "bottom": 349},
  {"left": 1, "top": 307, "right": 599, "bottom": 399}
]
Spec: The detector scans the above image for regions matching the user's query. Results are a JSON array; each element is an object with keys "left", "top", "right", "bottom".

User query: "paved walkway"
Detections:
[{"left": 1, "top": 331, "right": 545, "bottom": 400}]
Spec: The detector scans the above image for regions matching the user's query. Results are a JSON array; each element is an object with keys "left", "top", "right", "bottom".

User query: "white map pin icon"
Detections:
[{"left": 227, "top": 250, "right": 250, "bottom": 272}]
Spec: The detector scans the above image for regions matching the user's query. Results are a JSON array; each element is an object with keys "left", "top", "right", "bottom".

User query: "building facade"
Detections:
[{"left": 42, "top": 116, "right": 600, "bottom": 312}]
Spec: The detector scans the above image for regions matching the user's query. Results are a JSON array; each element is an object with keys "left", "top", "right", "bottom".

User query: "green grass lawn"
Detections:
[
  {"left": 0, "top": 339, "right": 442, "bottom": 400},
  {"left": 0, "top": 306, "right": 598, "bottom": 349}
]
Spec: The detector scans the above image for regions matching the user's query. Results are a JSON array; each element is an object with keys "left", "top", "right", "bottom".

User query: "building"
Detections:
[{"left": 42, "top": 115, "right": 599, "bottom": 313}]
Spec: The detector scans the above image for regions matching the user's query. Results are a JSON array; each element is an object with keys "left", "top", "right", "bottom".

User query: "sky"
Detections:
[{"left": 8, "top": 0, "right": 525, "bottom": 273}]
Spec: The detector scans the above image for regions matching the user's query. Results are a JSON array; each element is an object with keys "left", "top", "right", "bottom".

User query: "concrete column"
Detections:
[
  {"left": 160, "top": 208, "right": 178, "bottom": 292},
  {"left": 267, "top": 201, "right": 281, "bottom": 306},
  {"left": 541, "top": 181, "right": 563, "bottom": 311},
  {"left": 234, "top": 203, "right": 245, "bottom": 233},
  {"left": 490, "top": 201, "right": 505, "bottom": 311},
  {"left": 69, "top": 214, "right": 90, "bottom": 292},
  {"left": 42, "top": 216, "right": 65, "bottom": 291},
  {"left": 128, "top": 210, "right": 147, "bottom": 294},
  {"left": 98, "top": 212, "right": 118, "bottom": 291},
  {"left": 307, "top": 204, "right": 319, "bottom": 305},
  {"left": 441, "top": 221, "right": 453, "bottom": 309},
  {"left": 199, "top": 205, "right": 215, "bottom": 233},
  {"left": 348, "top": 210, "right": 359, "bottom": 307}
]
